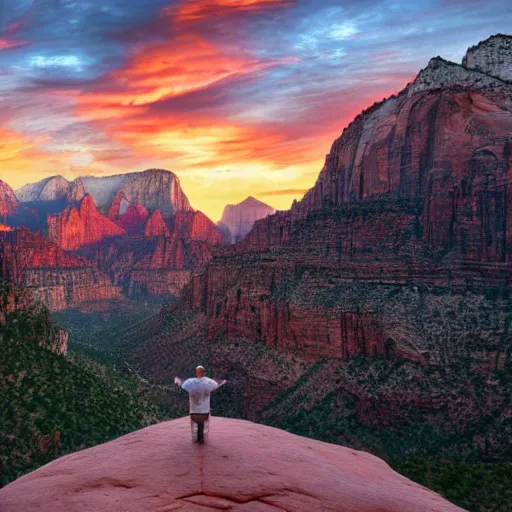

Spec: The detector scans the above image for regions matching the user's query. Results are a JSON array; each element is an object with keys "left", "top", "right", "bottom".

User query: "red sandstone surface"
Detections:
[
  {"left": 48, "top": 194, "right": 127, "bottom": 251},
  {"left": 107, "top": 190, "right": 130, "bottom": 221},
  {"left": 0, "top": 180, "right": 20, "bottom": 218},
  {"left": 0, "top": 228, "right": 121, "bottom": 311},
  {"left": 144, "top": 209, "right": 170, "bottom": 237},
  {"left": 173, "top": 211, "right": 224, "bottom": 245},
  {"left": 117, "top": 204, "right": 149, "bottom": 234},
  {"left": 174, "top": 36, "right": 512, "bottom": 367},
  {"left": 0, "top": 417, "right": 462, "bottom": 512}
]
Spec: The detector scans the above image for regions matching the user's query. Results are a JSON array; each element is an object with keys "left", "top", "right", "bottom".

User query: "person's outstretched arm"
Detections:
[
  {"left": 174, "top": 376, "right": 182, "bottom": 387},
  {"left": 216, "top": 379, "right": 228, "bottom": 389}
]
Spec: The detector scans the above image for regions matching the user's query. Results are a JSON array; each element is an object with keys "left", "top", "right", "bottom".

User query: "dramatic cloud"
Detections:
[{"left": 0, "top": 0, "right": 511, "bottom": 220}]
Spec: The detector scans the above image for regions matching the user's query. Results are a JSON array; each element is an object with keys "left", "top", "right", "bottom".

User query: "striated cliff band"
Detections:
[
  {"left": 3, "top": 170, "right": 226, "bottom": 305},
  {"left": 172, "top": 34, "right": 512, "bottom": 365}
]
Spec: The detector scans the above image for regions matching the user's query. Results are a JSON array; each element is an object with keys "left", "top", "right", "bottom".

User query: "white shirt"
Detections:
[{"left": 181, "top": 377, "right": 219, "bottom": 414}]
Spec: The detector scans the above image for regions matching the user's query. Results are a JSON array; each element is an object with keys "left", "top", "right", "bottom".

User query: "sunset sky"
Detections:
[{"left": 0, "top": 0, "right": 510, "bottom": 221}]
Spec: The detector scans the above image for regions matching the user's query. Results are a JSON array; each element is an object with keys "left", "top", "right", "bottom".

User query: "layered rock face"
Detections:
[
  {"left": 16, "top": 175, "right": 70, "bottom": 203},
  {"left": 0, "top": 180, "right": 37, "bottom": 229},
  {"left": 219, "top": 196, "right": 276, "bottom": 244},
  {"left": 172, "top": 211, "right": 224, "bottom": 245},
  {"left": 81, "top": 169, "right": 191, "bottom": 216},
  {"left": 0, "top": 180, "right": 20, "bottom": 218},
  {"left": 462, "top": 34, "right": 512, "bottom": 83},
  {"left": 177, "top": 35, "right": 512, "bottom": 366},
  {"left": 17, "top": 169, "right": 192, "bottom": 217},
  {"left": 0, "top": 229, "right": 121, "bottom": 311},
  {"left": 240, "top": 36, "right": 512, "bottom": 265},
  {"left": 0, "top": 417, "right": 462, "bottom": 512},
  {"left": 47, "top": 194, "right": 126, "bottom": 251}
]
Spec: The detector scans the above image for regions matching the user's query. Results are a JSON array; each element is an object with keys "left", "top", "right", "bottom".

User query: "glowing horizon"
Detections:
[{"left": 0, "top": 0, "right": 510, "bottom": 221}]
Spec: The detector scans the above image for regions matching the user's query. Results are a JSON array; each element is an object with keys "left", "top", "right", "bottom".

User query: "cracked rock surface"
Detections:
[{"left": 0, "top": 417, "right": 463, "bottom": 511}]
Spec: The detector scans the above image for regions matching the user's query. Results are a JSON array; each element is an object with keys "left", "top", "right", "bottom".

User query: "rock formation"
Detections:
[
  {"left": 0, "top": 180, "right": 20, "bottom": 219},
  {"left": 67, "top": 178, "right": 85, "bottom": 203},
  {"left": 462, "top": 33, "right": 512, "bottom": 82},
  {"left": 172, "top": 211, "right": 224, "bottom": 245},
  {"left": 80, "top": 169, "right": 192, "bottom": 216},
  {"left": 0, "top": 417, "right": 462, "bottom": 512},
  {"left": 0, "top": 228, "right": 121, "bottom": 311},
  {"left": 117, "top": 204, "right": 149, "bottom": 235},
  {"left": 107, "top": 190, "right": 131, "bottom": 221},
  {"left": 47, "top": 194, "right": 127, "bottom": 251},
  {"left": 219, "top": 196, "right": 276, "bottom": 244},
  {"left": 144, "top": 210, "right": 170, "bottom": 238},
  {"left": 0, "top": 180, "right": 37, "bottom": 229},
  {"left": 172, "top": 35, "right": 512, "bottom": 366},
  {"left": 16, "top": 175, "right": 70, "bottom": 203},
  {"left": 18, "top": 169, "right": 192, "bottom": 216}
]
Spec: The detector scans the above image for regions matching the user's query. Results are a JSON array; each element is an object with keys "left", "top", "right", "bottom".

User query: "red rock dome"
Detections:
[{"left": 0, "top": 417, "right": 462, "bottom": 511}]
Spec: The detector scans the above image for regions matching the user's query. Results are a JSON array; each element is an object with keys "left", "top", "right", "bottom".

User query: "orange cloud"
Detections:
[{"left": 170, "top": 0, "right": 295, "bottom": 21}]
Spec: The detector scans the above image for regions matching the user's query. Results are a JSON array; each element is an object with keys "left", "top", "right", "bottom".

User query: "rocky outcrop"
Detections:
[
  {"left": 0, "top": 180, "right": 20, "bottom": 219},
  {"left": 47, "top": 194, "right": 126, "bottom": 251},
  {"left": 67, "top": 178, "right": 85, "bottom": 203},
  {"left": 0, "top": 180, "right": 37, "bottom": 229},
  {"left": 462, "top": 34, "right": 512, "bottom": 83},
  {"left": 240, "top": 38, "right": 512, "bottom": 265},
  {"left": 172, "top": 210, "right": 224, "bottom": 245},
  {"left": 18, "top": 169, "right": 193, "bottom": 217},
  {"left": 80, "top": 169, "right": 192, "bottom": 216},
  {"left": 117, "top": 204, "right": 149, "bottom": 234},
  {"left": 0, "top": 417, "right": 462, "bottom": 512},
  {"left": 107, "top": 190, "right": 130, "bottom": 221},
  {"left": 0, "top": 228, "right": 121, "bottom": 311},
  {"left": 144, "top": 210, "right": 170, "bottom": 237},
  {"left": 219, "top": 196, "right": 276, "bottom": 244},
  {"left": 16, "top": 175, "right": 70, "bottom": 203}
]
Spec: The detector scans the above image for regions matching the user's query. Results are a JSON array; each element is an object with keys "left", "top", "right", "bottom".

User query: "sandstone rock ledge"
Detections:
[{"left": 0, "top": 417, "right": 464, "bottom": 512}]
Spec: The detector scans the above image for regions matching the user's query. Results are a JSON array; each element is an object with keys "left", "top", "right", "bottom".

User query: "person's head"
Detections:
[{"left": 195, "top": 365, "right": 205, "bottom": 378}]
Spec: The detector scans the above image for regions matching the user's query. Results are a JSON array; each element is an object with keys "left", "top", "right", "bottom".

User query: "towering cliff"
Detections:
[
  {"left": 47, "top": 194, "right": 126, "bottom": 251},
  {"left": 172, "top": 35, "right": 512, "bottom": 367},
  {"left": 219, "top": 196, "right": 276, "bottom": 243},
  {"left": 0, "top": 228, "right": 121, "bottom": 310},
  {"left": 17, "top": 170, "right": 192, "bottom": 217},
  {"left": 16, "top": 175, "right": 70, "bottom": 203},
  {"left": 239, "top": 36, "right": 512, "bottom": 265}
]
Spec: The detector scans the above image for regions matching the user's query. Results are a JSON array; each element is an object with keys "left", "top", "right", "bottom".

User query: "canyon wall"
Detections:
[
  {"left": 178, "top": 35, "right": 512, "bottom": 367},
  {"left": 0, "top": 229, "right": 121, "bottom": 311}
]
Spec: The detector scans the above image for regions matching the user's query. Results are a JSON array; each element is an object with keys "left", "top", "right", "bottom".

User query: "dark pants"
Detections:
[{"left": 190, "top": 413, "right": 209, "bottom": 443}]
